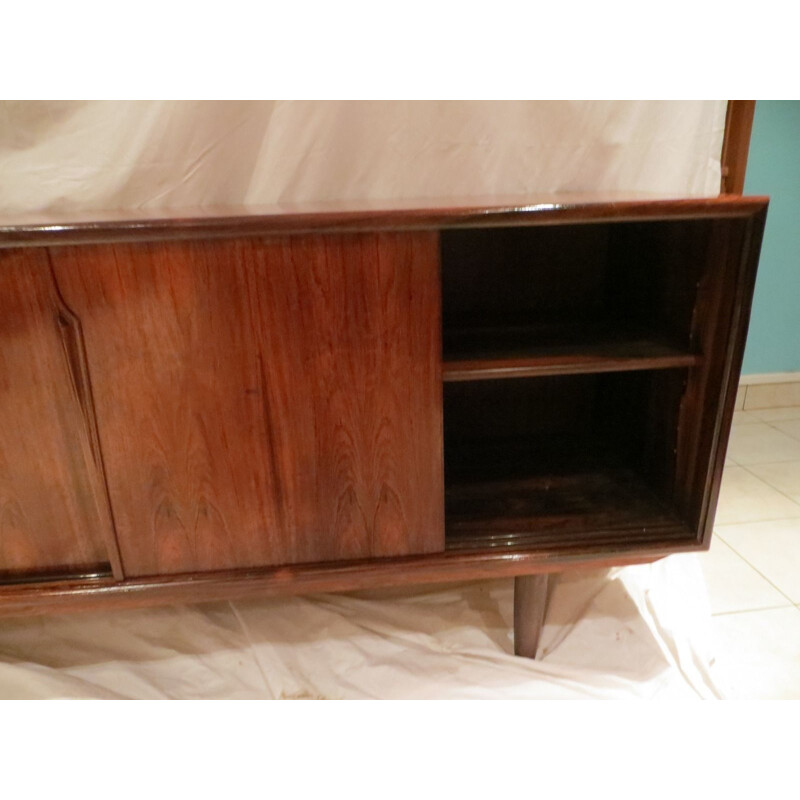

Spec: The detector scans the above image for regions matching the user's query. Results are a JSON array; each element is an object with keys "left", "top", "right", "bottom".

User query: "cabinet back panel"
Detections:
[
  {"left": 444, "top": 371, "right": 683, "bottom": 506},
  {"left": 443, "top": 375, "right": 597, "bottom": 449},
  {"left": 443, "top": 371, "right": 689, "bottom": 550},
  {"left": 441, "top": 225, "right": 611, "bottom": 332},
  {"left": 49, "top": 233, "right": 444, "bottom": 576},
  {"left": 605, "top": 219, "right": 713, "bottom": 349}
]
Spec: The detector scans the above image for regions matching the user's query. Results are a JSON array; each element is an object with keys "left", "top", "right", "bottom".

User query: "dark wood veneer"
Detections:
[
  {"left": 443, "top": 336, "right": 701, "bottom": 381},
  {"left": 0, "top": 194, "right": 768, "bottom": 659},
  {"left": 721, "top": 101, "right": 756, "bottom": 195},
  {"left": 0, "top": 545, "right": 680, "bottom": 619},
  {"left": 0, "top": 249, "right": 117, "bottom": 581},
  {"left": 49, "top": 233, "right": 444, "bottom": 575}
]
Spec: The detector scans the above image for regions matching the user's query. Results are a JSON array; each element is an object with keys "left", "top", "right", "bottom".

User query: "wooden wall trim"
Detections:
[{"left": 721, "top": 101, "right": 756, "bottom": 195}]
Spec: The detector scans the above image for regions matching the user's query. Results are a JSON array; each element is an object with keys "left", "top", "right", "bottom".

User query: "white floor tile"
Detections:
[
  {"left": 726, "top": 423, "right": 800, "bottom": 465},
  {"left": 746, "top": 461, "right": 800, "bottom": 505},
  {"left": 751, "top": 407, "right": 800, "bottom": 423},
  {"left": 711, "top": 606, "right": 800, "bottom": 699},
  {"left": 770, "top": 419, "right": 800, "bottom": 443},
  {"left": 732, "top": 411, "right": 762, "bottom": 426},
  {"left": 716, "top": 519, "right": 800, "bottom": 603},
  {"left": 703, "top": 407, "right": 800, "bottom": 698},
  {"left": 715, "top": 466, "right": 800, "bottom": 525},
  {"left": 696, "top": 537, "right": 790, "bottom": 615},
  {"left": 743, "top": 382, "right": 800, "bottom": 410}
]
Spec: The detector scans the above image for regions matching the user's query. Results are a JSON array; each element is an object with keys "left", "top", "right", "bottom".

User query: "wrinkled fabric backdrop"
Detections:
[{"left": 0, "top": 100, "right": 724, "bottom": 213}]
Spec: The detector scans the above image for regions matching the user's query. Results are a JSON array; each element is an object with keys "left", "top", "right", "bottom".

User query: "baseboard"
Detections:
[{"left": 737, "top": 372, "right": 800, "bottom": 410}]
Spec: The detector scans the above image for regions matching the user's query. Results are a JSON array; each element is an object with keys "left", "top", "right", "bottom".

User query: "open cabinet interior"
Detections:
[
  {"left": 443, "top": 371, "right": 692, "bottom": 551},
  {"left": 440, "top": 218, "right": 718, "bottom": 552},
  {"left": 441, "top": 219, "right": 713, "bottom": 379}
]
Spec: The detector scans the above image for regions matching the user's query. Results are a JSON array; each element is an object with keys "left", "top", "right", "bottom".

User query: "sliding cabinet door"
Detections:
[
  {"left": 50, "top": 232, "right": 444, "bottom": 577},
  {"left": 0, "top": 248, "right": 118, "bottom": 581}
]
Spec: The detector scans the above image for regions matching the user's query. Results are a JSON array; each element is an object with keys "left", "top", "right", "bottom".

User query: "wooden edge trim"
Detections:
[
  {"left": 0, "top": 196, "right": 771, "bottom": 248},
  {"left": 697, "top": 207, "right": 768, "bottom": 545},
  {"left": 721, "top": 101, "right": 756, "bottom": 195},
  {"left": 0, "top": 540, "right": 704, "bottom": 618},
  {"left": 442, "top": 353, "right": 702, "bottom": 382}
]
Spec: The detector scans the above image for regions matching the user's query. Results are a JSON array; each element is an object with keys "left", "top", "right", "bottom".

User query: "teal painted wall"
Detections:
[{"left": 741, "top": 101, "right": 800, "bottom": 375}]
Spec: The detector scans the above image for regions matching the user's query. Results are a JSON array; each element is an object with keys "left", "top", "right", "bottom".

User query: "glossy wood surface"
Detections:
[
  {"left": 445, "top": 464, "right": 689, "bottom": 551},
  {"left": 0, "top": 194, "right": 769, "bottom": 248},
  {"left": 0, "top": 249, "right": 118, "bottom": 579},
  {"left": 0, "top": 545, "right": 671, "bottom": 619},
  {"left": 442, "top": 337, "right": 700, "bottom": 381},
  {"left": 49, "top": 232, "right": 444, "bottom": 576},
  {"left": 677, "top": 211, "right": 767, "bottom": 543},
  {"left": 0, "top": 196, "right": 769, "bottom": 629}
]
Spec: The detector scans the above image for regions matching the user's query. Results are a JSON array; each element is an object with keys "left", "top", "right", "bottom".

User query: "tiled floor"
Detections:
[{"left": 693, "top": 400, "right": 800, "bottom": 699}]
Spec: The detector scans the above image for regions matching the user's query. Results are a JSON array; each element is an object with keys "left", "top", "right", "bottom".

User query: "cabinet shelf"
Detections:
[
  {"left": 438, "top": 218, "right": 722, "bottom": 555},
  {"left": 444, "top": 442, "right": 691, "bottom": 552},
  {"left": 442, "top": 328, "right": 701, "bottom": 382},
  {"left": 442, "top": 371, "right": 692, "bottom": 553}
]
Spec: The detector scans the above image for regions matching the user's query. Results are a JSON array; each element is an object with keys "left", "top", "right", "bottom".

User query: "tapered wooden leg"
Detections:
[{"left": 514, "top": 574, "right": 549, "bottom": 658}]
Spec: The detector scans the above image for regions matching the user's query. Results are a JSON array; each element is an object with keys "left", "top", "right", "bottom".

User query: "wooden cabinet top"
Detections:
[{"left": 0, "top": 193, "right": 769, "bottom": 248}]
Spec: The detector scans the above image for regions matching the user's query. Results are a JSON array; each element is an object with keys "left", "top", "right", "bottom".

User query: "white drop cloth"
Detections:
[{"left": 0, "top": 557, "right": 721, "bottom": 699}]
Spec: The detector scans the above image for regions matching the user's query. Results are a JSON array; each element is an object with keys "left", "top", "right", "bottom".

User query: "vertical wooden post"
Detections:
[
  {"left": 721, "top": 101, "right": 756, "bottom": 195},
  {"left": 514, "top": 574, "right": 550, "bottom": 658}
]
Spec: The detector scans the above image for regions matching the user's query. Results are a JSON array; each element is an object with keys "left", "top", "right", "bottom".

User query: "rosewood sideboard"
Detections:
[{"left": 0, "top": 195, "right": 768, "bottom": 657}]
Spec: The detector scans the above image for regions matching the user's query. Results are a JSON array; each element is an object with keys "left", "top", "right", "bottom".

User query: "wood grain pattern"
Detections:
[
  {"left": 49, "top": 232, "right": 444, "bottom": 576},
  {"left": 0, "top": 196, "right": 769, "bottom": 632},
  {"left": 0, "top": 248, "right": 116, "bottom": 579}
]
